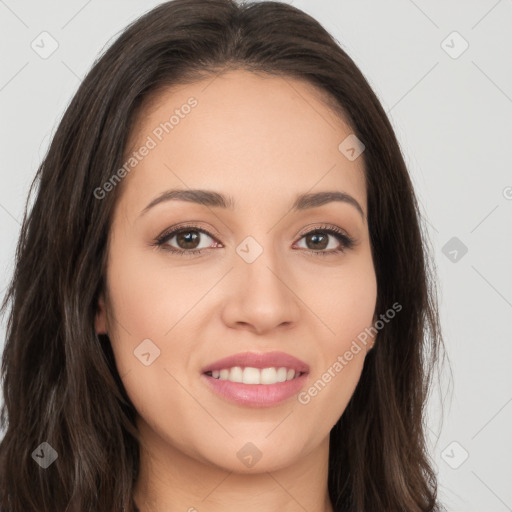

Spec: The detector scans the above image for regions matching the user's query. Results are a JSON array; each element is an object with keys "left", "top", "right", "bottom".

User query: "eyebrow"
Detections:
[{"left": 140, "top": 189, "right": 365, "bottom": 220}]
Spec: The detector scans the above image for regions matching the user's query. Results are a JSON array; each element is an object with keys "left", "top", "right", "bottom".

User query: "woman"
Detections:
[{"left": 0, "top": 0, "right": 447, "bottom": 510}]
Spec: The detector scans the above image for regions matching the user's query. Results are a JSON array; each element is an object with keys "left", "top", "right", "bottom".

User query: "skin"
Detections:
[{"left": 95, "top": 69, "right": 377, "bottom": 512}]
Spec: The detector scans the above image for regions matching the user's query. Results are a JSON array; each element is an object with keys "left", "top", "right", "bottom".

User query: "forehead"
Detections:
[{"left": 118, "top": 69, "right": 367, "bottom": 216}]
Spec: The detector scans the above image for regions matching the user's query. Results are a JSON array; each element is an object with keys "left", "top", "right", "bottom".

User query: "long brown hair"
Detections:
[{"left": 0, "top": 1, "right": 448, "bottom": 510}]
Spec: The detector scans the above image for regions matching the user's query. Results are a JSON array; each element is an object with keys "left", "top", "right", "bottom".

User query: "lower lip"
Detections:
[{"left": 201, "top": 372, "right": 309, "bottom": 408}]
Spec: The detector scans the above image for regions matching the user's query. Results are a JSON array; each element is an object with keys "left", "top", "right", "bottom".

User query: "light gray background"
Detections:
[{"left": 1, "top": 1, "right": 511, "bottom": 510}]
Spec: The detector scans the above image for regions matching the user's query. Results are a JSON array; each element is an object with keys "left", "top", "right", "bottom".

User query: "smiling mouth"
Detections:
[{"left": 204, "top": 366, "right": 307, "bottom": 385}]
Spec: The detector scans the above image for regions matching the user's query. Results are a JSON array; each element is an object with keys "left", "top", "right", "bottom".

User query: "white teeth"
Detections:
[
  {"left": 261, "top": 367, "right": 277, "bottom": 384},
  {"left": 208, "top": 366, "right": 301, "bottom": 384},
  {"left": 276, "top": 367, "right": 287, "bottom": 382},
  {"left": 243, "top": 367, "right": 260, "bottom": 384},
  {"left": 230, "top": 366, "right": 243, "bottom": 383}
]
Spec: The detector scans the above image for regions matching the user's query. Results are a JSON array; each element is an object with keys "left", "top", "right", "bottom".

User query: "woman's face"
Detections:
[{"left": 96, "top": 69, "right": 377, "bottom": 473}]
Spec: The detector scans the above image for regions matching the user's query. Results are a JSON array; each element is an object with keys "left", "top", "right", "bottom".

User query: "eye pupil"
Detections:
[
  {"left": 306, "top": 232, "right": 328, "bottom": 250},
  {"left": 177, "top": 230, "right": 200, "bottom": 249}
]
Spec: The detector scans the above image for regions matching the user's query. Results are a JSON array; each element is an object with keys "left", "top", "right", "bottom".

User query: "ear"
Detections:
[{"left": 95, "top": 292, "right": 108, "bottom": 334}]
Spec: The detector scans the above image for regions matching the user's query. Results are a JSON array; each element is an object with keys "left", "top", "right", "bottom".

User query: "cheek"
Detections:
[
  {"left": 105, "top": 242, "right": 202, "bottom": 339},
  {"left": 296, "top": 256, "right": 376, "bottom": 420},
  {"left": 104, "top": 241, "right": 220, "bottom": 419},
  {"left": 307, "top": 351, "right": 366, "bottom": 431},
  {"left": 104, "top": 247, "right": 200, "bottom": 435},
  {"left": 301, "top": 254, "right": 378, "bottom": 344}
]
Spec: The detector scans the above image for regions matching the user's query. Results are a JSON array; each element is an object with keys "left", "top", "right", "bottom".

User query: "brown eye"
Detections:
[
  {"left": 294, "top": 226, "right": 355, "bottom": 256},
  {"left": 156, "top": 226, "right": 218, "bottom": 254},
  {"left": 303, "top": 232, "right": 329, "bottom": 251},
  {"left": 175, "top": 229, "right": 201, "bottom": 250}
]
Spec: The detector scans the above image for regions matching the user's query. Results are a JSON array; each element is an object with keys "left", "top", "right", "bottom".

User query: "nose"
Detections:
[{"left": 220, "top": 242, "right": 301, "bottom": 335}]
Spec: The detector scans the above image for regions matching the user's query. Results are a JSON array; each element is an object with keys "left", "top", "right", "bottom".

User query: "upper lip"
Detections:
[{"left": 201, "top": 351, "right": 310, "bottom": 374}]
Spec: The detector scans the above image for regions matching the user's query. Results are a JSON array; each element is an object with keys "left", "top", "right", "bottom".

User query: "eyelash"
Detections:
[{"left": 153, "top": 223, "right": 355, "bottom": 257}]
